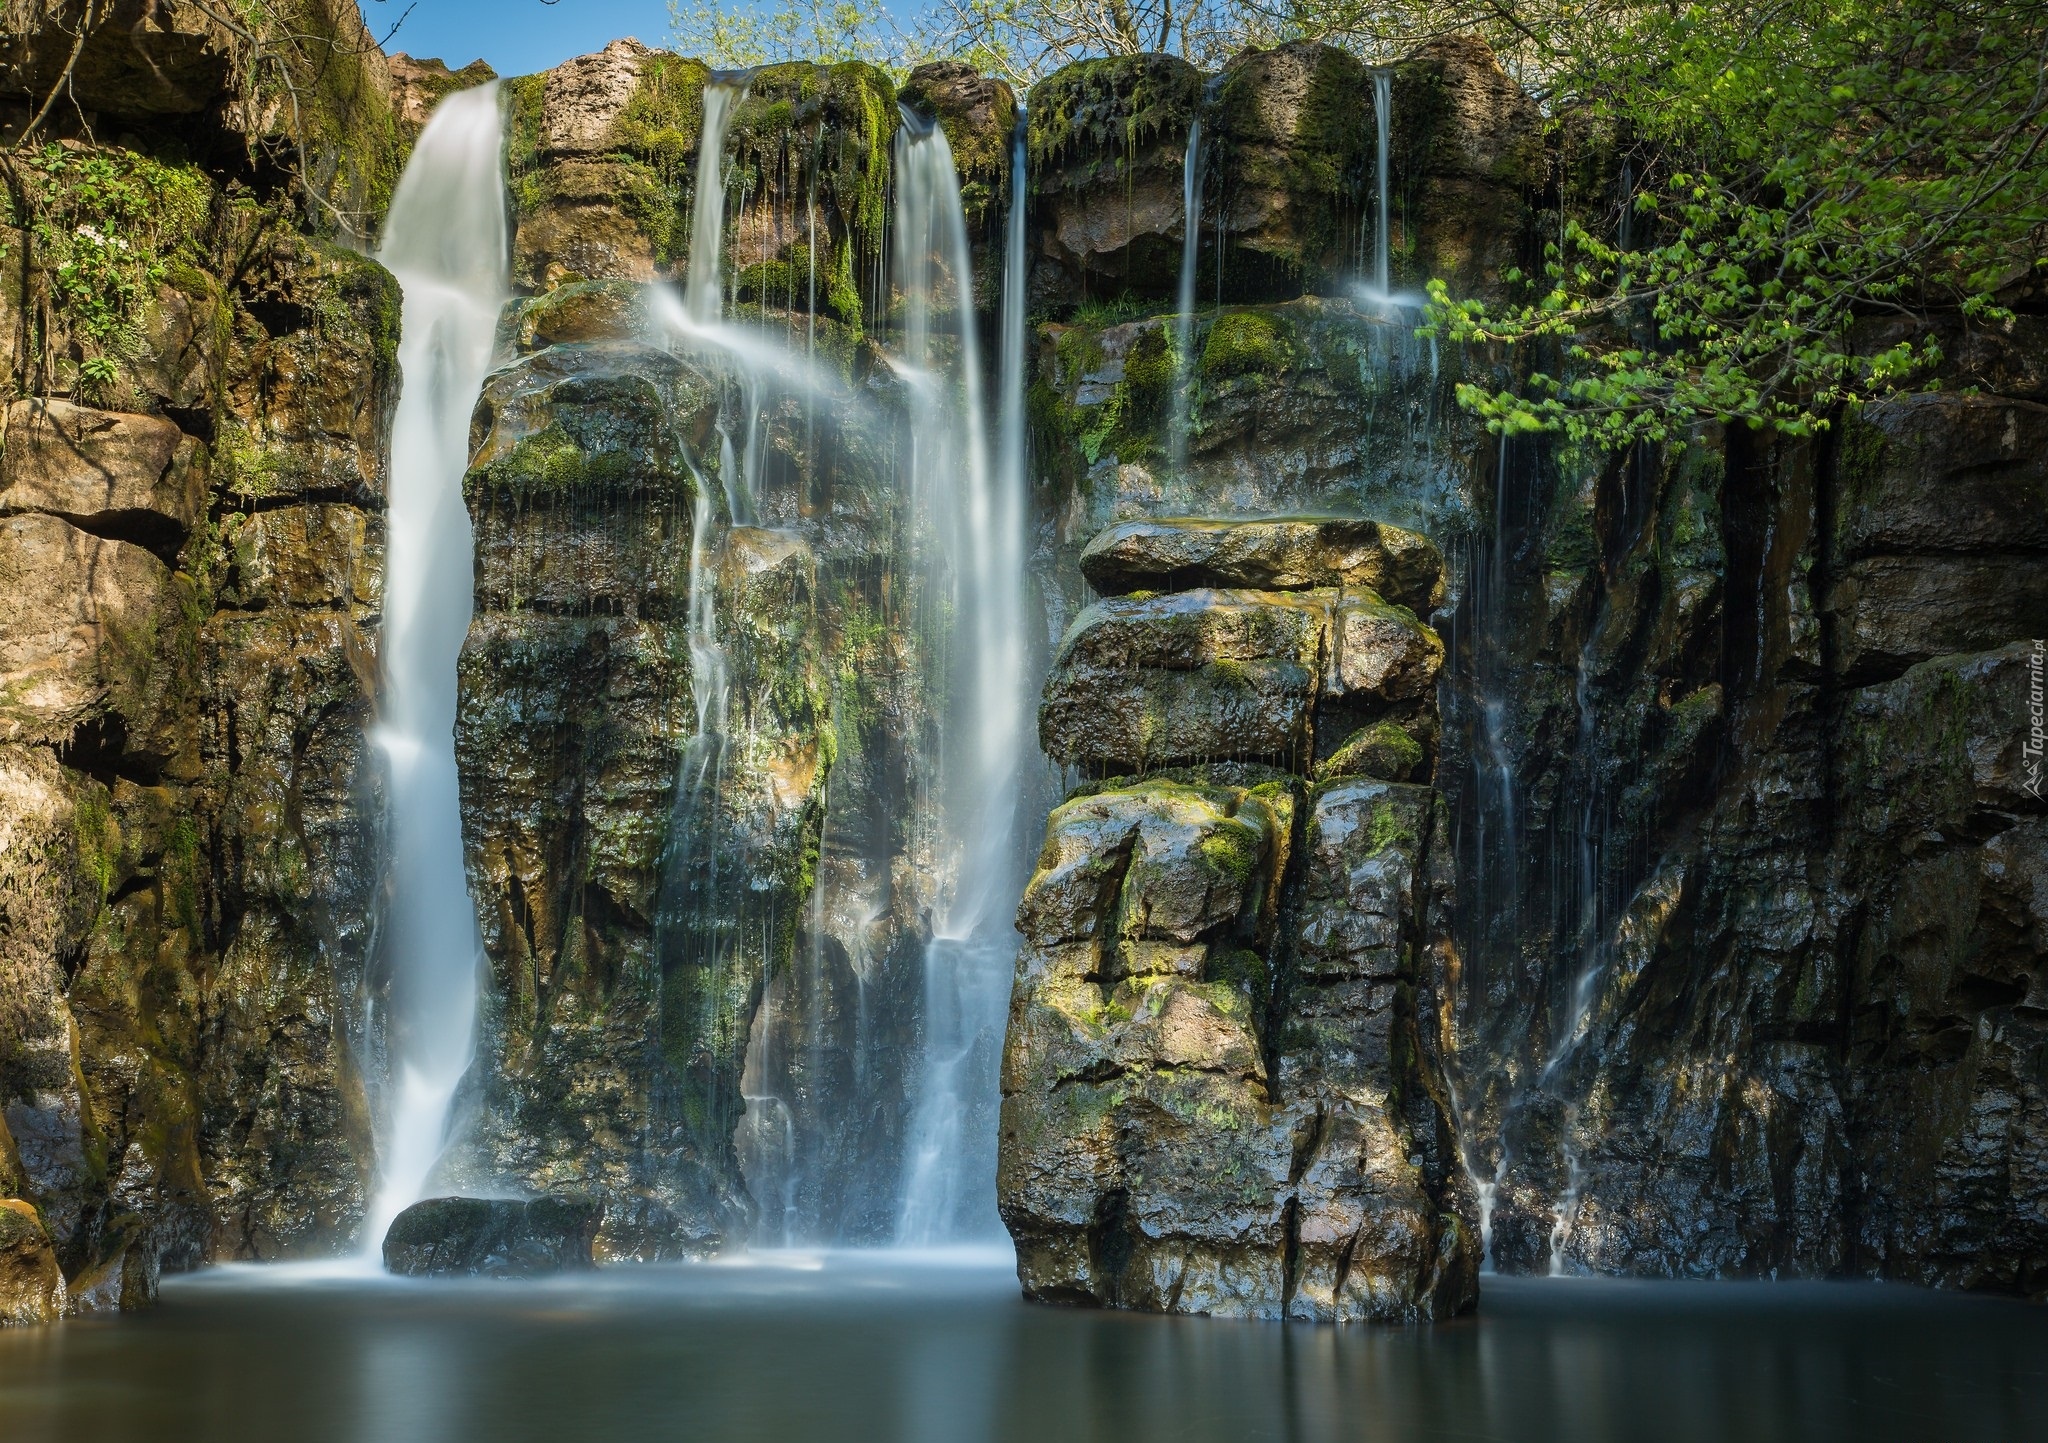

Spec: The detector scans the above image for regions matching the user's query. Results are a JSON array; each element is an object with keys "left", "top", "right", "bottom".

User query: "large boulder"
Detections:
[
  {"left": 0, "top": 512, "right": 188, "bottom": 751},
  {"left": 1210, "top": 43, "right": 1372, "bottom": 295},
  {"left": 1026, "top": 54, "right": 1203, "bottom": 304},
  {"left": 998, "top": 775, "right": 1475, "bottom": 1320},
  {"left": 1039, "top": 589, "right": 1326, "bottom": 771},
  {"left": 0, "top": 400, "right": 208, "bottom": 546},
  {"left": 0, "top": 1199, "right": 64, "bottom": 1325},
  {"left": 1080, "top": 517, "right": 1444, "bottom": 614},
  {"left": 1040, "top": 522, "right": 1444, "bottom": 773},
  {"left": 382, "top": 1195, "right": 605, "bottom": 1276}
]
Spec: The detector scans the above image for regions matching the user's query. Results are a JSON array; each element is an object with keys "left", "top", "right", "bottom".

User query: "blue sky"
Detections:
[{"left": 358, "top": 1, "right": 675, "bottom": 77}]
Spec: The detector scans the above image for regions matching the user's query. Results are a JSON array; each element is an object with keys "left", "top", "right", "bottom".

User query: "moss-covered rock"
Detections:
[
  {"left": 1317, "top": 720, "right": 1426, "bottom": 783},
  {"left": 1027, "top": 54, "right": 1203, "bottom": 303},
  {"left": 0, "top": 1199, "right": 64, "bottom": 1325},
  {"left": 1210, "top": 42, "right": 1371, "bottom": 295}
]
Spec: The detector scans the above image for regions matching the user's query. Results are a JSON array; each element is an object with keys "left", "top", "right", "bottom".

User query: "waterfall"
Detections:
[
  {"left": 686, "top": 82, "right": 744, "bottom": 327},
  {"left": 1371, "top": 70, "right": 1392, "bottom": 297},
  {"left": 363, "top": 84, "right": 508, "bottom": 1250},
  {"left": 675, "top": 78, "right": 766, "bottom": 524},
  {"left": 998, "top": 116, "right": 1029, "bottom": 519},
  {"left": 1167, "top": 118, "right": 1205, "bottom": 478},
  {"left": 893, "top": 108, "right": 1029, "bottom": 1245}
]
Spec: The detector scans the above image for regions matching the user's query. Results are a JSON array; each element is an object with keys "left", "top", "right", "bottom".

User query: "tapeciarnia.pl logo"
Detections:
[{"left": 2027, "top": 638, "right": 2045, "bottom": 800}]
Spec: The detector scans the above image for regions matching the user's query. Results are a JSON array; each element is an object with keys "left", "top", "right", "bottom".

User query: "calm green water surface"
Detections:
[{"left": 1, "top": 1251, "right": 2041, "bottom": 1442}]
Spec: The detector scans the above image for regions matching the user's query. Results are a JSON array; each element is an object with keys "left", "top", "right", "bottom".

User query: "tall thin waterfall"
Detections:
[
  {"left": 1167, "top": 118, "right": 1205, "bottom": 477},
  {"left": 685, "top": 82, "right": 744, "bottom": 327},
  {"left": 1371, "top": 71, "right": 1392, "bottom": 296},
  {"left": 364, "top": 83, "right": 507, "bottom": 1249},
  {"left": 893, "top": 109, "right": 1029, "bottom": 1245}
]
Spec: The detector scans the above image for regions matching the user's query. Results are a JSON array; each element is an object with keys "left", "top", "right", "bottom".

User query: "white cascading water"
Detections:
[
  {"left": 363, "top": 83, "right": 508, "bottom": 1251},
  {"left": 893, "top": 109, "right": 1029, "bottom": 1245},
  {"left": 1371, "top": 71, "right": 1393, "bottom": 297},
  {"left": 1166, "top": 117, "right": 1205, "bottom": 477}
]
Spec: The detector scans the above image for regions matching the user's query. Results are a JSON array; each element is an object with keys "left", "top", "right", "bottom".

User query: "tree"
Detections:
[
  {"left": 666, "top": 0, "right": 910, "bottom": 70},
  {"left": 1414, "top": 0, "right": 2048, "bottom": 446},
  {"left": 913, "top": 0, "right": 1250, "bottom": 85}
]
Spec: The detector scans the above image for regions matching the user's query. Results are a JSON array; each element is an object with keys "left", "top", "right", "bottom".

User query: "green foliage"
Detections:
[
  {"left": 1418, "top": 1, "right": 2048, "bottom": 447},
  {"left": 0, "top": 145, "right": 215, "bottom": 399},
  {"left": 668, "top": 0, "right": 910, "bottom": 69}
]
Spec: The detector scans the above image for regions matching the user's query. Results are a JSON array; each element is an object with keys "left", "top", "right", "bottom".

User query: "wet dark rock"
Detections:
[{"left": 382, "top": 1196, "right": 604, "bottom": 1277}]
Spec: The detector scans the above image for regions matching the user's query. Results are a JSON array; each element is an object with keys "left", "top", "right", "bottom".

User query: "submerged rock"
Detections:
[{"left": 382, "top": 1196, "right": 605, "bottom": 1277}]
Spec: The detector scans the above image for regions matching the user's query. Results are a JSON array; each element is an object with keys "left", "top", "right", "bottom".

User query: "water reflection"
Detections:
[{"left": 1, "top": 1257, "right": 2041, "bottom": 1443}]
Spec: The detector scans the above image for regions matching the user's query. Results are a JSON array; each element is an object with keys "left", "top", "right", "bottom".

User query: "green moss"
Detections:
[
  {"left": 729, "top": 61, "right": 898, "bottom": 270},
  {"left": 74, "top": 789, "right": 115, "bottom": 903},
  {"left": 1208, "top": 946, "right": 1269, "bottom": 1003},
  {"left": 1028, "top": 54, "right": 1201, "bottom": 174},
  {"left": 1318, "top": 722, "right": 1425, "bottom": 783},
  {"left": 1201, "top": 309, "right": 1298, "bottom": 380},
  {"left": 472, "top": 423, "right": 635, "bottom": 499},
  {"left": 1196, "top": 819, "right": 1264, "bottom": 885},
  {"left": 1210, "top": 45, "right": 1370, "bottom": 269},
  {"left": 1365, "top": 799, "right": 1417, "bottom": 855},
  {"left": 611, "top": 52, "right": 711, "bottom": 178}
]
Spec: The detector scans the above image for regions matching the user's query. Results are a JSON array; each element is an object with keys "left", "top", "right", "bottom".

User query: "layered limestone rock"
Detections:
[{"left": 1001, "top": 518, "right": 1477, "bottom": 1321}]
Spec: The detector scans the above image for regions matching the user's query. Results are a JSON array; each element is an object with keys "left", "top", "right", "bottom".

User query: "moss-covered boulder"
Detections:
[
  {"left": 1210, "top": 42, "right": 1371, "bottom": 297},
  {"left": 1039, "top": 588, "right": 1326, "bottom": 772},
  {"left": 1027, "top": 53, "right": 1203, "bottom": 304},
  {"left": 1380, "top": 34, "right": 1543, "bottom": 297}
]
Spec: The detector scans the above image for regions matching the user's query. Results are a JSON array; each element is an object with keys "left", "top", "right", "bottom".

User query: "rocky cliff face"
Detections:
[
  {"left": 0, "top": 3, "right": 2039, "bottom": 1326},
  {"left": 1450, "top": 331, "right": 2048, "bottom": 1294},
  {"left": 1001, "top": 518, "right": 1476, "bottom": 1321},
  {"left": 0, "top": 0, "right": 403, "bottom": 1312}
]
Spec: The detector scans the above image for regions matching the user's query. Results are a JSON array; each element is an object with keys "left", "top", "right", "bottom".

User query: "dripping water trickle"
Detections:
[
  {"left": 363, "top": 83, "right": 509, "bottom": 1252},
  {"left": 1371, "top": 70, "right": 1393, "bottom": 299},
  {"left": 1167, "top": 117, "right": 1205, "bottom": 478}
]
